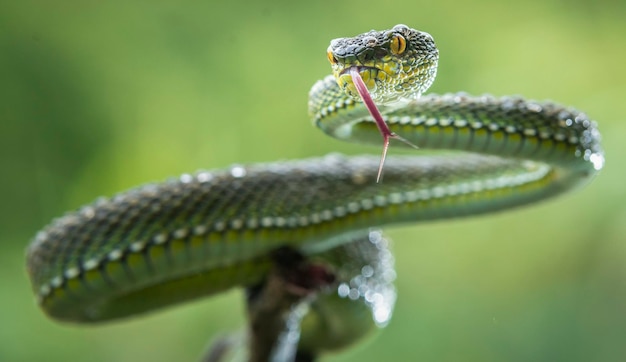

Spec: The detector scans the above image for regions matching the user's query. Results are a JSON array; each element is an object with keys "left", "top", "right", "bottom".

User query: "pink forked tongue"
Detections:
[{"left": 349, "top": 67, "right": 418, "bottom": 183}]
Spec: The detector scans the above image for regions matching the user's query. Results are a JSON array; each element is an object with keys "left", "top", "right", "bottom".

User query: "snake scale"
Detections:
[{"left": 26, "top": 25, "right": 603, "bottom": 358}]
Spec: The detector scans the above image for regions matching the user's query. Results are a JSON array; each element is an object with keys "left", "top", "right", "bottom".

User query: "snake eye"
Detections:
[
  {"left": 327, "top": 47, "right": 337, "bottom": 65},
  {"left": 390, "top": 34, "right": 407, "bottom": 55}
]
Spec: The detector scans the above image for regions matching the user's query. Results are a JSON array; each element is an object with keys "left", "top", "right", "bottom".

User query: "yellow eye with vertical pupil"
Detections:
[
  {"left": 327, "top": 47, "right": 337, "bottom": 64},
  {"left": 390, "top": 34, "right": 407, "bottom": 55}
]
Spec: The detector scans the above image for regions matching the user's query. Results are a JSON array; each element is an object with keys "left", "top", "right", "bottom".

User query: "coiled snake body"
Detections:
[{"left": 26, "top": 25, "right": 603, "bottom": 357}]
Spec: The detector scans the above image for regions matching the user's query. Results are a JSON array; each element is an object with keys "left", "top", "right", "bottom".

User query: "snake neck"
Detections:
[{"left": 310, "top": 76, "right": 603, "bottom": 180}]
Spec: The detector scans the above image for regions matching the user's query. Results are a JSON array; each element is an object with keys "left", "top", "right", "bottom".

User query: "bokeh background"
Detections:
[{"left": 2, "top": 0, "right": 625, "bottom": 361}]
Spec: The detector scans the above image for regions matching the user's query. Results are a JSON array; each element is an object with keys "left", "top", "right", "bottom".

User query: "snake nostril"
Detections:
[{"left": 363, "top": 35, "right": 377, "bottom": 47}]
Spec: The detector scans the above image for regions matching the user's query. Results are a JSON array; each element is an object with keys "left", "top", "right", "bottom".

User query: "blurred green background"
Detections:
[{"left": 2, "top": 0, "right": 625, "bottom": 361}]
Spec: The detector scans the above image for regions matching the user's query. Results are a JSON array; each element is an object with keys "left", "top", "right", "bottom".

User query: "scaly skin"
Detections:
[{"left": 26, "top": 25, "right": 603, "bottom": 357}]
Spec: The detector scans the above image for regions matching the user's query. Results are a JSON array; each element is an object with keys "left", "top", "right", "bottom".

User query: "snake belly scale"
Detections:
[{"left": 26, "top": 24, "right": 603, "bottom": 349}]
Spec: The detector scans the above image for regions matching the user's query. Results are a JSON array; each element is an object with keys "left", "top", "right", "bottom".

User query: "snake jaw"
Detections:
[{"left": 336, "top": 66, "right": 387, "bottom": 102}]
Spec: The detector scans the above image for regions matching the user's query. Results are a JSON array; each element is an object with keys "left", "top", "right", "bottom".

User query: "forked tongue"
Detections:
[{"left": 349, "top": 67, "right": 418, "bottom": 183}]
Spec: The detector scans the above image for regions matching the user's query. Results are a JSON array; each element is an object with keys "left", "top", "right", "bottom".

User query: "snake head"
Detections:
[{"left": 327, "top": 24, "right": 439, "bottom": 103}]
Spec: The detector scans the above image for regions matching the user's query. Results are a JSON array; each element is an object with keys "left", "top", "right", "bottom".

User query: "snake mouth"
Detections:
[
  {"left": 336, "top": 66, "right": 387, "bottom": 100},
  {"left": 338, "top": 65, "right": 385, "bottom": 78}
]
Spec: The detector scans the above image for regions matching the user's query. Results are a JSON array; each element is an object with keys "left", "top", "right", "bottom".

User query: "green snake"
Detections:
[{"left": 26, "top": 25, "right": 603, "bottom": 358}]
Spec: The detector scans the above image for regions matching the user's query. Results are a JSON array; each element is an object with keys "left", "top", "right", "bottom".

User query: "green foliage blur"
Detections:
[{"left": 2, "top": 0, "right": 625, "bottom": 361}]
